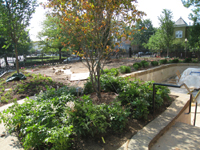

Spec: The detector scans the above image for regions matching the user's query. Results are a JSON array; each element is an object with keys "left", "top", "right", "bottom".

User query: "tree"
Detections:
[
  {"left": 45, "top": 0, "right": 145, "bottom": 99},
  {"left": 158, "top": 9, "right": 174, "bottom": 57},
  {"left": 38, "top": 16, "right": 70, "bottom": 63},
  {"left": 143, "top": 29, "right": 165, "bottom": 54},
  {"left": 188, "top": 22, "right": 200, "bottom": 60},
  {"left": 182, "top": 0, "right": 200, "bottom": 22},
  {"left": 131, "top": 19, "right": 156, "bottom": 50},
  {"left": 0, "top": 36, "right": 13, "bottom": 66},
  {"left": 0, "top": 0, "right": 37, "bottom": 73}
]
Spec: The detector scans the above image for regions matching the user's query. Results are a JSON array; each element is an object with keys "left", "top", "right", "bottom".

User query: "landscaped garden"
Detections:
[{"left": 0, "top": 57, "right": 198, "bottom": 149}]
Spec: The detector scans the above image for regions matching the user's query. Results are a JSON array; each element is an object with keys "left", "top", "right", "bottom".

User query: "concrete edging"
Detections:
[{"left": 123, "top": 92, "right": 190, "bottom": 150}]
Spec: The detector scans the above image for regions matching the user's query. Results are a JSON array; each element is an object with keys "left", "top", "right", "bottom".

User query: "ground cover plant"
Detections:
[
  {"left": 0, "top": 70, "right": 64, "bottom": 106},
  {"left": 0, "top": 73, "right": 171, "bottom": 150}
]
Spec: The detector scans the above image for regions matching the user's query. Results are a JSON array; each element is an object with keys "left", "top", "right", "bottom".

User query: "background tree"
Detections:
[
  {"left": 38, "top": 16, "right": 70, "bottom": 63},
  {"left": 0, "top": 36, "right": 13, "bottom": 66},
  {"left": 131, "top": 19, "right": 156, "bottom": 51},
  {"left": 182, "top": 0, "right": 200, "bottom": 22},
  {"left": 0, "top": 0, "right": 37, "bottom": 73},
  {"left": 158, "top": 9, "right": 174, "bottom": 57},
  {"left": 143, "top": 29, "right": 165, "bottom": 54},
  {"left": 45, "top": 0, "right": 145, "bottom": 99},
  {"left": 188, "top": 22, "right": 200, "bottom": 60}
]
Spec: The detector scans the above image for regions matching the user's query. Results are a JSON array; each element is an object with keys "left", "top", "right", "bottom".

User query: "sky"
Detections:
[{"left": 28, "top": 0, "right": 193, "bottom": 41}]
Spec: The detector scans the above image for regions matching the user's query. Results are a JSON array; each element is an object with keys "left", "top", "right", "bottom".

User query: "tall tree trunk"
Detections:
[
  {"left": 59, "top": 47, "right": 62, "bottom": 64},
  {"left": 14, "top": 44, "right": 19, "bottom": 74},
  {"left": 4, "top": 55, "right": 9, "bottom": 66}
]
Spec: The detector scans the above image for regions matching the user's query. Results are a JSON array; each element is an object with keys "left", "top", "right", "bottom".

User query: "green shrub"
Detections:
[
  {"left": 143, "top": 62, "right": 149, "bottom": 68},
  {"left": 120, "top": 65, "right": 131, "bottom": 73},
  {"left": 102, "top": 68, "right": 119, "bottom": 76},
  {"left": 171, "top": 58, "right": 179, "bottom": 63},
  {"left": 100, "top": 74, "right": 127, "bottom": 93},
  {"left": 67, "top": 95, "right": 110, "bottom": 136},
  {"left": 83, "top": 81, "right": 94, "bottom": 94},
  {"left": 192, "top": 59, "right": 198, "bottom": 63},
  {"left": 133, "top": 64, "right": 139, "bottom": 70},
  {"left": 140, "top": 60, "right": 147, "bottom": 67},
  {"left": 159, "top": 59, "right": 168, "bottom": 64},
  {"left": 133, "top": 62, "right": 142, "bottom": 70},
  {"left": 183, "top": 57, "right": 192, "bottom": 63},
  {"left": 151, "top": 61, "right": 159, "bottom": 66}
]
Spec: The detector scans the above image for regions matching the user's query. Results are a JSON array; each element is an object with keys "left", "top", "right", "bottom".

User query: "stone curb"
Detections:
[{"left": 122, "top": 92, "right": 190, "bottom": 150}]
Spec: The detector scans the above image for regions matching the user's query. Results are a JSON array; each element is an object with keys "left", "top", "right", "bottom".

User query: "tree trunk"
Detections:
[
  {"left": 59, "top": 47, "right": 62, "bottom": 64},
  {"left": 14, "top": 44, "right": 19, "bottom": 74},
  {"left": 97, "top": 61, "right": 101, "bottom": 99},
  {"left": 167, "top": 48, "right": 169, "bottom": 57},
  {"left": 4, "top": 55, "right": 9, "bottom": 66}
]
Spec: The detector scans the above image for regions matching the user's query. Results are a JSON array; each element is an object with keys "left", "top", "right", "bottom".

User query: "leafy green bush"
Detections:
[
  {"left": 83, "top": 81, "right": 94, "bottom": 94},
  {"left": 133, "top": 64, "right": 139, "bottom": 70},
  {"left": 151, "top": 61, "right": 159, "bottom": 66},
  {"left": 140, "top": 60, "right": 149, "bottom": 68},
  {"left": 100, "top": 74, "right": 127, "bottom": 93},
  {"left": 133, "top": 62, "right": 142, "bottom": 70},
  {"left": 143, "top": 62, "right": 149, "bottom": 68},
  {"left": 183, "top": 57, "right": 192, "bottom": 63},
  {"left": 102, "top": 68, "right": 119, "bottom": 76},
  {"left": 1, "top": 93, "right": 75, "bottom": 150},
  {"left": 120, "top": 65, "right": 131, "bottom": 73},
  {"left": 159, "top": 59, "right": 168, "bottom": 64},
  {"left": 192, "top": 59, "right": 198, "bottom": 63},
  {"left": 170, "top": 58, "right": 179, "bottom": 63}
]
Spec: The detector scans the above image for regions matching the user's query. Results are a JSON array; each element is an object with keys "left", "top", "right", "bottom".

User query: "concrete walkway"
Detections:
[{"left": 0, "top": 96, "right": 35, "bottom": 150}]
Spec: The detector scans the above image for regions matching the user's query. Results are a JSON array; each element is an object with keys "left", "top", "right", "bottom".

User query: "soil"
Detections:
[{"left": 25, "top": 57, "right": 162, "bottom": 88}]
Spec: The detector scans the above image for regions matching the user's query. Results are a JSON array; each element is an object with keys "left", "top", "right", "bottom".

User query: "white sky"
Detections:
[{"left": 28, "top": 0, "right": 193, "bottom": 41}]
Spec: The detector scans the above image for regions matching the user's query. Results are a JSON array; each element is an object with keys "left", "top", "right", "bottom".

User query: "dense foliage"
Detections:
[{"left": 1, "top": 74, "right": 170, "bottom": 149}]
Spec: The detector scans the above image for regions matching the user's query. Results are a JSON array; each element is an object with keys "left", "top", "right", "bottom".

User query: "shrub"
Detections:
[
  {"left": 120, "top": 65, "right": 131, "bottom": 73},
  {"left": 102, "top": 68, "right": 119, "bottom": 76},
  {"left": 159, "top": 59, "right": 168, "bottom": 64},
  {"left": 100, "top": 74, "right": 127, "bottom": 93},
  {"left": 192, "top": 59, "right": 198, "bottom": 63},
  {"left": 151, "top": 61, "right": 159, "bottom": 66},
  {"left": 83, "top": 81, "right": 94, "bottom": 94},
  {"left": 133, "top": 62, "right": 142, "bottom": 70},
  {"left": 171, "top": 58, "right": 179, "bottom": 63},
  {"left": 143, "top": 62, "right": 149, "bottom": 68},
  {"left": 67, "top": 96, "right": 110, "bottom": 137},
  {"left": 133, "top": 64, "right": 139, "bottom": 70},
  {"left": 183, "top": 57, "right": 192, "bottom": 63}
]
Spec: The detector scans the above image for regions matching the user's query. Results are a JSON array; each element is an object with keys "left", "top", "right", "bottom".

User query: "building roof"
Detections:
[{"left": 174, "top": 17, "right": 188, "bottom": 27}]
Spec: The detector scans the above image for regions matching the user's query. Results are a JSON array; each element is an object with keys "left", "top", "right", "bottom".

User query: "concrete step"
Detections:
[{"left": 151, "top": 122, "right": 200, "bottom": 150}]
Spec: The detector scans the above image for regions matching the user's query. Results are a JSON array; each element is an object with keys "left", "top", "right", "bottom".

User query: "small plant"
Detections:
[
  {"left": 170, "top": 58, "right": 179, "bottom": 63},
  {"left": 133, "top": 64, "right": 139, "bottom": 70},
  {"left": 151, "top": 61, "right": 159, "bottom": 66},
  {"left": 183, "top": 57, "right": 192, "bottom": 63},
  {"left": 133, "top": 62, "right": 142, "bottom": 70},
  {"left": 140, "top": 60, "right": 148, "bottom": 68},
  {"left": 83, "top": 81, "right": 94, "bottom": 94},
  {"left": 119, "top": 65, "right": 131, "bottom": 73},
  {"left": 159, "top": 59, "right": 168, "bottom": 64},
  {"left": 102, "top": 68, "right": 119, "bottom": 76}
]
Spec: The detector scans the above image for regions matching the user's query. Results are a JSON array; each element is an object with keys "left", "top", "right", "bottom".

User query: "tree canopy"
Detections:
[
  {"left": 44, "top": 0, "right": 145, "bottom": 98},
  {"left": 0, "top": 0, "right": 37, "bottom": 73},
  {"left": 131, "top": 19, "right": 156, "bottom": 50},
  {"left": 182, "top": 0, "right": 200, "bottom": 22}
]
